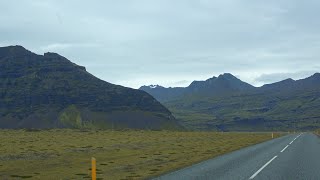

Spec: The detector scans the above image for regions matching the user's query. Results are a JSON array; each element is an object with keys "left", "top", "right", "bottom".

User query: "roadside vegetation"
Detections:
[{"left": 0, "top": 129, "right": 282, "bottom": 179}]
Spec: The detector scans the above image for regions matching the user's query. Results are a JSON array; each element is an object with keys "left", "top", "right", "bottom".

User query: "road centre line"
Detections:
[
  {"left": 290, "top": 134, "right": 301, "bottom": 144},
  {"left": 249, "top": 133, "right": 303, "bottom": 179},
  {"left": 280, "top": 145, "right": 289, "bottom": 153},
  {"left": 249, "top": 156, "right": 278, "bottom": 179}
]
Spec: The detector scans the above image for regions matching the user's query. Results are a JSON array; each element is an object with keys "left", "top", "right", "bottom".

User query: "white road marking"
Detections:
[
  {"left": 249, "top": 156, "right": 278, "bottom": 179},
  {"left": 249, "top": 133, "right": 303, "bottom": 179},
  {"left": 296, "top": 134, "right": 302, "bottom": 139},
  {"left": 280, "top": 145, "right": 289, "bottom": 153},
  {"left": 289, "top": 134, "right": 301, "bottom": 144}
]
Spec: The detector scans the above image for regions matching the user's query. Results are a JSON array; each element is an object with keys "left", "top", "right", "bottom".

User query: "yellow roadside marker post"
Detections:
[
  {"left": 272, "top": 132, "right": 274, "bottom": 139},
  {"left": 92, "top": 157, "right": 96, "bottom": 180}
]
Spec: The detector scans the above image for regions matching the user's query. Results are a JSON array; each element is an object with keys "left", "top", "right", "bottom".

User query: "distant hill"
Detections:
[
  {"left": 140, "top": 73, "right": 320, "bottom": 131},
  {"left": 0, "top": 45, "right": 180, "bottom": 130},
  {"left": 139, "top": 85, "right": 185, "bottom": 103},
  {"left": 261, "top": 73, "right": 320, "bottom": 93},
  {"left": 140, "top": 73, "right": 255, "bottom": 102}
]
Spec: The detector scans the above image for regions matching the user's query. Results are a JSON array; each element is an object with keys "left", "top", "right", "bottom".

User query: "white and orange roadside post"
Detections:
[{"left": 92, "top": 157, "right": 96, "bottom": 180}]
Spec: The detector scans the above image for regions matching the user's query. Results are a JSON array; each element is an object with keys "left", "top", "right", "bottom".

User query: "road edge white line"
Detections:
[
  {"left": 249, "top": 155, "right": 278, "bottom": 179},
  {"left": 280, "top": 145, "right": 289, "bottom": 153}
]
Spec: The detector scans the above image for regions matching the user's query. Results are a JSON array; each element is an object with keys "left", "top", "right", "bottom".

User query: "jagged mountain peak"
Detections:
[
  {"left": 44, "top": 52, "right": 64, "bottom": 58},
  {"left": 3, "top": 45, "right": 26, "bottom": 51},
  {"left": 140, "top": 84, "right": 164, "bottom": 89},
  {"left": 310, "top": 72, "right": 320, "bottom": 79},
  {"left": 0, "top": 45, "right": 32, "bottom": 58},
  {"left": 285, "top": 78, "right": 295, "bottom": 81},
  {"left": 277, "top": 78, "right": 295, "bottom": 83},
  {"left": 140, "top": 73, "right": 255, "bottom": 102},
  {"left": 149, "top": 85, "right": 157, "bottom": 89},
  {"left": 218, "top": 73, "right": 237, "bottom": 78},
  {"left": 149, "top": 85, "right": 163, "bottom": 89},
  {"left": 261, "top": 78, "right": 295, "bottom": 89},
  {"left": 216, "top": 73, "right": 244, "bottom": 84}
]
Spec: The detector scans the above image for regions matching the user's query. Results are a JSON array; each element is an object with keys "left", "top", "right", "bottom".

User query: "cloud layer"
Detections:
[{"left": 1, "top": 0, "right": 319, "bottom": 88}]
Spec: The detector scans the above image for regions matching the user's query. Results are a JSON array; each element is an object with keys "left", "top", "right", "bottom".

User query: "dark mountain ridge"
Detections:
[
  {"left": 0, "top": 45, "right": 179, "bottom": 130},
  {"left": 260, "top": 73, "right": 320, "bottom": 93},
  {"left": 141, "top": 73, "right": 320, "bottom": 103},
  {"left": 140, "top": 73, "right": 255, "bottom": 102}
]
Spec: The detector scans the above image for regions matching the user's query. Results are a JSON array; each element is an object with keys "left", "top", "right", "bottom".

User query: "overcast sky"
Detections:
[{"left": 1, "top": 0, "right": 320, "bottom": 88}]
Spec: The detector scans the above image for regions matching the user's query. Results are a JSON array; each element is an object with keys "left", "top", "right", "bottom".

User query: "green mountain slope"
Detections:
[
  {"left": 141, "top": 73, "right": 320, "bottom": 131},
  {"left": 0, "top": 45, "right": 179, "bottom": 130}
]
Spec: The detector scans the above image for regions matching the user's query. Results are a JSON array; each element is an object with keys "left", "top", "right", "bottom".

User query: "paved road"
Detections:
[{"left": 153, "top": 133, "right": 320, "bottom": 180}]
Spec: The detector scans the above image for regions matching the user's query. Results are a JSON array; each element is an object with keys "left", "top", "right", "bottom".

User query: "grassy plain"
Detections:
[{"left": 0, "top": 129, "right": 281, "bottom": 179}]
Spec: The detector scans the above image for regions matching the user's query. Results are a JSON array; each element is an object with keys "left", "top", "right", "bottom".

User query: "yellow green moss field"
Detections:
[{"left": 0, "top": 129, "right": 282, "bottom": 179}]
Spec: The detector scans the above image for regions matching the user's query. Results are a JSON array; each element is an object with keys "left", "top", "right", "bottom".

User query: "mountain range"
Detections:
[
  {"left": 2, "top": 45, "right": 319, "bottom": 131},
  {"left": 140, "top": 73, "right": 255, "bottom": 102},
  {"left": 140, "top": 73, "right": 320, "bottom": 131},
  {"left": 0, "top": 45, "right": 180, "bottom": 130}
]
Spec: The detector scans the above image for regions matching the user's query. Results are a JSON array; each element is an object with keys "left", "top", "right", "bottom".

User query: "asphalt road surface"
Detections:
[{"left": 153, "top": 133, "right": 320, "bottom": 180}]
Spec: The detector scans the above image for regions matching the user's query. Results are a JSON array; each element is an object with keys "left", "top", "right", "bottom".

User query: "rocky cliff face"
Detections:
[{"left": 0, "top": 45, "right": 178, "bottom": 130}]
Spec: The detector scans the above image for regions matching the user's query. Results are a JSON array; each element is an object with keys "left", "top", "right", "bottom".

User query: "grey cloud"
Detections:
[
  {"left": 169, "top": 80, "right": 191, "bottom": 87},
  {"left": 254, "top": 71, "right": 318, "bottom": 85},
  {"left": 0, "top": 0, "right": 320, "bottom": 88}
]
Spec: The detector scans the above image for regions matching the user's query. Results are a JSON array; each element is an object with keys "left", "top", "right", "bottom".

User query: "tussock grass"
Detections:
[{"left": 0, "top": 129, "right": 282, "bottom": 179}]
